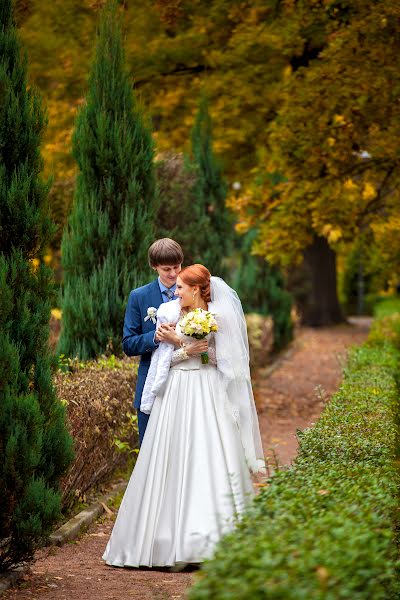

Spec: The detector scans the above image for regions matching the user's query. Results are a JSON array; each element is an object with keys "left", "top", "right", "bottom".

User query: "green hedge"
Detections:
[
  {"left": 373, "top": 296, "right": 400, "bottom": 320},
  {"left": 189, "top": 316, "right": 400, "bottom": 599}
]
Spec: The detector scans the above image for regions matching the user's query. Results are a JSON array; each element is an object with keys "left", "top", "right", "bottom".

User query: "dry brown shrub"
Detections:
[{"left": 55, "top": 356, "right": 138, "bottom": 509}]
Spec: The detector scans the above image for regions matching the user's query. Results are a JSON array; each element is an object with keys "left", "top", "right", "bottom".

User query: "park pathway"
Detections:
[{"left": 3, "top": 319, "right": 370, "bottom": 600}]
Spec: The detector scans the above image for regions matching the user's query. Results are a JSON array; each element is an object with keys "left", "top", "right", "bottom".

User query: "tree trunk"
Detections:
[{"left": 301, "top": 235, "right": 344, "bottom": 326}]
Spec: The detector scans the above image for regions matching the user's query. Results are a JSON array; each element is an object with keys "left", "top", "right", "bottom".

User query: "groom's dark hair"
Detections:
[{"left": 148, "top": 238, "right": 184, "bottom": 268}]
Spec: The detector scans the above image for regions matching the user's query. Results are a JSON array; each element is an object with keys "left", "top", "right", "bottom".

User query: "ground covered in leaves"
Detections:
[{"left": 3, "top": 319, "right": 370, "bottom": 600}]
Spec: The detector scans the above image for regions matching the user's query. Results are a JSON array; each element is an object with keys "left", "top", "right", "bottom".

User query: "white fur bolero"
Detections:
[{"left": 140, "top": 299, "right": 181, "bottom": 414}]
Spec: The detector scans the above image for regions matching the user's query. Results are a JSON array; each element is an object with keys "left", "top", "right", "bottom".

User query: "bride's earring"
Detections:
[{"left": 192, "top": 290, "right": 198, "bottom": 307}]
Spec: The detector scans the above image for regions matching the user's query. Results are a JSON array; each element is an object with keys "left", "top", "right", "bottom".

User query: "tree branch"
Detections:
[
  {"left": 134, "top": 64, "right": 211, "bottom": 88},
  {"left": 357, "top": 164, "right": 397, "bottom": 227}
]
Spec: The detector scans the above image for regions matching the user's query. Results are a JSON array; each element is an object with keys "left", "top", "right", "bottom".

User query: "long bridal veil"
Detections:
[{"left": 209, "top": 276, "right": 265, "bottom": 473}]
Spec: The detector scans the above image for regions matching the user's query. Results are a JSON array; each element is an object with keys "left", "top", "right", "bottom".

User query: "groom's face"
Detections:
[{"left": 154, "top": 264, "right": 182, "bottom": 288}]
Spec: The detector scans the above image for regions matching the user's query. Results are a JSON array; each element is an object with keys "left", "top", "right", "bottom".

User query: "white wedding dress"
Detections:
[{"left": 102, "top": 326, "right": 255, "bottom": 568}]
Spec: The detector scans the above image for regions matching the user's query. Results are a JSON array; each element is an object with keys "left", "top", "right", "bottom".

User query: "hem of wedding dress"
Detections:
[{"left": 103, "top": 558, "right": 203, "bottom": 569}]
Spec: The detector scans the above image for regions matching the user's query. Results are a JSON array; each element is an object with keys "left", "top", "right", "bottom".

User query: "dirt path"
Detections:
[
  {"left": 3, "top": 319, "right": 370, "bottom": 600},
  {"left": 254, "top": 318, "right": 370, "bottom": 469}
]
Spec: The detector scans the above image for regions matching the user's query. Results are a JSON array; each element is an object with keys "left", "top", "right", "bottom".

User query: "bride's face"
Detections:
[{"left": 175, "top": 277, "right": 198, "bottom": 308}]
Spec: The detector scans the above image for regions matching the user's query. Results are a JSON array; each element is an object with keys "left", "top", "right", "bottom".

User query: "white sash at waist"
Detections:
[{"left": 171, "top": 357, "right": 216, "bottom": 371}]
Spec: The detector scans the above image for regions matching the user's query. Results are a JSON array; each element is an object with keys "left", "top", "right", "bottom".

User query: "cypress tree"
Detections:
[
  {"left": 190, "top": 97, "right": 232, "bottom": 278},
  {"left": 154, "top": 152, "right": 210, "bottom": 265},
  {"left": 0, "top": 0, "right": 73, "bottom": 571},
  {"left": 59, "top": 1, "right": 156, "bottom": 359}
]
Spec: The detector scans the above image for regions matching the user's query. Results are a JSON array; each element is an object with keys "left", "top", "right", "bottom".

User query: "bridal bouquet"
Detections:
[{"left": 179, "top": 308, "right": 218, "bottom": 364}]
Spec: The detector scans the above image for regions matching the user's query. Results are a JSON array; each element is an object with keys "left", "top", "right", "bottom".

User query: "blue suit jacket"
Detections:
[{"left": 123, "top": 279, "right": 163, "bottom": 409}]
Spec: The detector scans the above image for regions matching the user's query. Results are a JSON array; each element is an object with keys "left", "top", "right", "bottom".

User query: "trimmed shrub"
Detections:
[
  {"left": 189, "top": 317, "right": 400, "bottom": 599},
  {"left": 373, "top": 296, "right": 400, "bottom": 320},
  {"left": 55, "top": 356, "right": 138, "bottom": 509},
  {"left": 368, "top": 313, "right": 400, "bottom": 349}
]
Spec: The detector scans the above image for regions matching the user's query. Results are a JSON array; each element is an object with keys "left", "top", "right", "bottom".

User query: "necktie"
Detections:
[{"left": 164, "top": 289, "right": 175, "bottom": 301}]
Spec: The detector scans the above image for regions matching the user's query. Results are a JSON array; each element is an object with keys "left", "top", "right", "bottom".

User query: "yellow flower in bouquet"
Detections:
[{"left": 179, "top": 308, "right": 218, "bottom": 363}]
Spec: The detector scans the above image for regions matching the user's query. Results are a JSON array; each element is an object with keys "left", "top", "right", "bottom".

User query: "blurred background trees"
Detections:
[
  {"left": 231, "top": 0, "right": 400, "bottom": 323},
  {"left": 17, "top": 0, "right": 289, "bottom": 282},
  {"left": 0, "top": 0, "right": 73, "bottom": 571},
  {"left": 10, "top": 0, "right": 399, "bottom": 339},
  {"left": 155, "top": 97, "right": 233, "bottom": 276},
  {"left": 189, "top": 96, "right": 233, "bottom": 279}
]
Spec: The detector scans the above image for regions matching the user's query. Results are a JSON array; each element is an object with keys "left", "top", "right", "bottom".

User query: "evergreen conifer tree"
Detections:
[
  {"left": 155, "top": 152, "right": 212, "bottom": 265},
  {"left": 59, "top": 1, "right": 156, "bottom": 359},
  {"left": 190, "top": 97, "right": 232, "bottom": 278},
  {"left": 0, "top": 0, "right": 73, "bottom": 571},
  {"left": 233, "top": 231, "right": 293, "bottom": 350}
]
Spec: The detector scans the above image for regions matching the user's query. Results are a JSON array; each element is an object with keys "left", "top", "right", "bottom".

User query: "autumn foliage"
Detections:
[
  {"left": 16, "top": 0, "right": 400, "bottom": 315},
  {"left": 231, "top": 1, "right": 400, "bottom": 287}
]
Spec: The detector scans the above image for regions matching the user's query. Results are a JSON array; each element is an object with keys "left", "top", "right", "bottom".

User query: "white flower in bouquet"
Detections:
[{"left": 179, "top": 308, "right": 218, "bottom": 364}]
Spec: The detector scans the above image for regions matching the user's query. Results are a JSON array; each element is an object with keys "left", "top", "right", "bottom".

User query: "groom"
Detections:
[{"left": 122, "top": 238, "right": 183, "bottom": 445}]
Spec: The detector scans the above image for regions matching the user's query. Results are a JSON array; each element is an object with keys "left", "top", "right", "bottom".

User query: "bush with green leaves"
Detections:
[
  {"left": 189, "top": 315, "right": 400, "bottom": 599},
  {"left": 233, "top": 230, "right": 293, "bottom": 351}
]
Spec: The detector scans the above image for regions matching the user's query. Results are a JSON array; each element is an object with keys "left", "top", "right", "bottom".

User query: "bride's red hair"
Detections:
[{"left": 179, "top": 264, "right": 211, "bottom": 303}]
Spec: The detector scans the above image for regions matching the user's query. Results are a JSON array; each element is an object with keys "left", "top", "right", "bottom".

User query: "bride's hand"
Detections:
[
  {"left": 156, "top": 324, "right": 180, "bottom": 346},
  {"left": 186, "top": 339, "right": 208, "bottom": 356}
]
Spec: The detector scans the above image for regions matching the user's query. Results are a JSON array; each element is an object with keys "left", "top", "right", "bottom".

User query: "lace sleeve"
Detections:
[
  {"left": 170, "top": 347, "right": 190, "bottom": 366},
  {"left": 170, "top": 336, "right": 217, "bottom": 366}
]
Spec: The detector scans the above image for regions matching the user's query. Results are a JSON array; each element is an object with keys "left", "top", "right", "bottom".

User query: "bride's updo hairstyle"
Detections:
[{"left": 179, "top": 264, "right": 212, "bottom": 303}]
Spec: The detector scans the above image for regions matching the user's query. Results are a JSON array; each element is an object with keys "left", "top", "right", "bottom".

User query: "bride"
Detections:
[{"left": 103, "top": 264, "right": 265, "bottom": 568}]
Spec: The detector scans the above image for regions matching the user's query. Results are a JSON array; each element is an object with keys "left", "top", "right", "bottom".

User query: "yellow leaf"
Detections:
[
  {"left": 30, "top": 258, "right": 40, "bottom": 271},
  {"left": 282, "top": 64, "right": 292, "bottom": 80},
  {"left": 362, "top": 182, "right": 376, "bottom": 201},
  {"left": 51, "top": 308, "right": 62, "bottom": 320},
  {"left": 328, "top": 228, "right": 342, "bottom": 243},
  {"left": 343, "top": 178, "right": 357, "bottom": 191},
  {"left": 333, "top": 114, "right": 345, "bottom": 125},
  {"left": 235, "top": 221, "right": 249, "bottom": 234}
]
